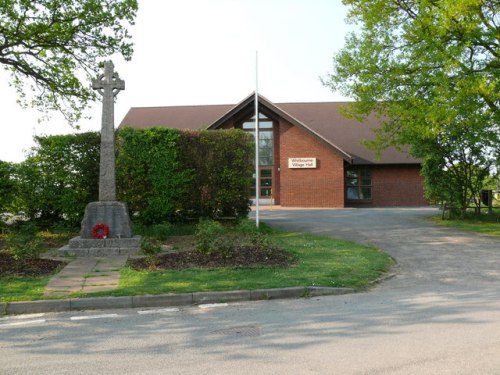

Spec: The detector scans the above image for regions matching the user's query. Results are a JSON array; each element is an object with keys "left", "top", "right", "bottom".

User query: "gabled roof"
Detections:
[
  {"left": 119, "top": 94, "right": 420, "bottom": 165},
  {"left": 207, "top": 93, "right": 352, "bottom": 162},
  {"left": 118, "top": 104, "right": 233, "bottom": 130}
]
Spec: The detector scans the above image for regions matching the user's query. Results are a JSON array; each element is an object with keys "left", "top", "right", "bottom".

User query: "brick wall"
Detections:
[
  {"left": 372, "top": 165, "right": 427, "bottom": 206},
  {"left": 216, "top": 111, "right": 426, "bottom": 208},
  {"left": 347, "top": 164, "right": 427, "bottom": 207},
  {"left": 279, "top": 120, "right": 345, "bottom": 207}
]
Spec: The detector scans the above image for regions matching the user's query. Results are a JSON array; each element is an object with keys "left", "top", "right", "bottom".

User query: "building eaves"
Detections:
[{"left": 208, "top": 93, "right": 353, "bottom": 163}]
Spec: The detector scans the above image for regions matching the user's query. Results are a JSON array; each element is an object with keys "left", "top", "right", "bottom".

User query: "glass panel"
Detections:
[
  {"left": 347, "top": 187, "right": 359, "bottom": 200},
  {"left": 259, "top": 130, "right": 273, "bottom": 166},
  {"left": 361, "top": 177, "right": 371, "bottom": 186},
  {"left": 259, "top": 156, "right": 273, "bottom": 166},
  {"left": 361, "top": 170, "right": 371, "bottom": 178},
  {"left": 242, "top": 122, "right": 255, "bottom": 130},
  {"left": 347, "top": 178, "right": 359, "bottom": 186},
  {"left": 259, "top": 121, "right": 273, "bottom": 129},
  {"left": 361, "top": 187, "right": 372, "bottom": 199},
  {"left": 261, "top": 178, "right": 272, "bottom": 187},
  {"left": 261, "top": 188, "right": 272, "bottom": 197},
  {"left": 259, "top": 140, "right": 273, "bottom": 149},
  {"left": 250, "top": 113, "right": 268, "bottom": 120},
  {"left": 259, "top": 131, "right": 272, "bottom": 140},
  {"left": 347, "top": 170, "right": 358, "bottom": 178},
  {"left": 261, "top": 169, "right": 272, "bottom": 178}
]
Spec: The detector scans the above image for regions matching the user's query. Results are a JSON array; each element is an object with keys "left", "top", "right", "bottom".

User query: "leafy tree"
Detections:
[
  {"left": 0, "top": 0, "right": 138, "bottom": 124},
  {"left": 0, "top": 160, "right": 15, "bottom": 213},
  {"left": 419, "top": 113, "right": 498, "bottom": 216},
  {"left": 324, "top": 0, "right": 499, "bottom": 214},
  {"left": 14, "top": 132, "right": 100, "bottom": 226}
]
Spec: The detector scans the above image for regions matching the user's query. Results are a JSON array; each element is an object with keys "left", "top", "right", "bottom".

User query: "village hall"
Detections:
[{"left": 119, "top": 94, "right": 427, "bottom": 208}]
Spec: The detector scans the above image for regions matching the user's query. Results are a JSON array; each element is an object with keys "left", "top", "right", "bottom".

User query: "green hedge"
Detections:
[
  {"left": 7, "top": 128, "right": 254, "bottom": 226},
  {"left": 117, "top": 127, "right": 254, "bottom": 223},
  {"left": 177, "top": 129, "right": 254, "bottom": 219}
]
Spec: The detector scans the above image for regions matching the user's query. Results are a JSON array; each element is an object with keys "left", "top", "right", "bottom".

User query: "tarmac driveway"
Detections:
[{"left": 255, "top": 207, "right": 500, "bottom": 292}]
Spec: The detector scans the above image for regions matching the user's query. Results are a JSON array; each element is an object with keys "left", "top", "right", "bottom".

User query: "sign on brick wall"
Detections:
[{"left": 288, "top": 157, "right": 317, "bottom": 169}]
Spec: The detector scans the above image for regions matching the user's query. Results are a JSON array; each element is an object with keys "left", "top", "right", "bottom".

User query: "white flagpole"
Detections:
[{"left": 255, "top": 51, "right": 260, "bottom": 228}]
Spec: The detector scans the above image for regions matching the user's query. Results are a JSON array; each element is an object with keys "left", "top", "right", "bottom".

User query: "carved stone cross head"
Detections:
[{"left": 92, "top": 61, "right": 125, "bottom": 97}]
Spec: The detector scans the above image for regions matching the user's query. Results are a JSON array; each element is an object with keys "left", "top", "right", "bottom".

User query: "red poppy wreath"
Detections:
[{"left": 91, "top": 223, "right": 109, "bottom": 239}]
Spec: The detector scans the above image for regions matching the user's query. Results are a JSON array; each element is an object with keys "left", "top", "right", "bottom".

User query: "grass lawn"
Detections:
[
  {"left": 430, "top": 210, "right": 500, "bottom": 236},
  {"left": 76, "top": 229, "right": 393, "bottom": 299},
  {"left": 0, "top": 276, "right": 53, "bottom": 302},
  {"left": 0, "top": 225, "right": 394, "bottom": 302}
]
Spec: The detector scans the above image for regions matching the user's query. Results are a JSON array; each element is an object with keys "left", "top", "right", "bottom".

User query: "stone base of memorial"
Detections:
[{"left": 59, "top": 201, "right": 141, "bottom": 257}]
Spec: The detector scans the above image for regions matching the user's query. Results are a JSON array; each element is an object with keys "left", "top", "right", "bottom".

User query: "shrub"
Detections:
[
  {"left": 195, "top": 219, "right": 226, "bottom": 255},
  {"left": 6, "top": 223, "right": 44, "bottom": 263},
  {"left": 139, "top": 237, "right": 162, "bottom": 269},
  {"left": 140, "top": 237, "right": 162, "bottom": 256},
  {"left": 194, "top": 219, "right": 284, "bottom": 259},
  {"left": 14, "top": 133, "right": 100, "bottom": 227}
]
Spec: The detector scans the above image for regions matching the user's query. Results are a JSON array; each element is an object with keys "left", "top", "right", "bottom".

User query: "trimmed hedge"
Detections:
[
  {"left": 117, "top": 127, "right": 254, "bottom": 223},
  {"left": 7, "top": 128, "right": 254, "bottom": 226},
  {"left": 177, "top": 129, "right": 254, "bottom": 219}
]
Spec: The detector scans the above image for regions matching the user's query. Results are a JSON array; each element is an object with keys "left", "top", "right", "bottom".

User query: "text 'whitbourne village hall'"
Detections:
[{"left": 119, "top": 94, "right": 427, "bottom": 208}]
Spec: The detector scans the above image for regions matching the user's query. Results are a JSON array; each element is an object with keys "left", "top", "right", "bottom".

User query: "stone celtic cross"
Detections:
[
  {"left": 59, "top": 60, "right": 138, "bottom": 254},
  {"left": 92, "top": 61, "right": 125, "bottom": 201}
]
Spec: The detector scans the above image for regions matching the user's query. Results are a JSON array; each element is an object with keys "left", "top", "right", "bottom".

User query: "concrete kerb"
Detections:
[
  {"left": 132, "top": 293, "right": 193, "bottom": 308},
  {"left": 2, "top": 286, "right": 356, "bottom": 315},
  {"left": 6, "top": 299, "right": 71, "bottom": 315},
  {"left": 70, "top": 296, "right": 133, "bottom": 311},
  {"left": 250, "top": 287, "right": 307, "bottom": 300},
  {"left": 0, "top": 302, "right": 7, "bottom": 315}
]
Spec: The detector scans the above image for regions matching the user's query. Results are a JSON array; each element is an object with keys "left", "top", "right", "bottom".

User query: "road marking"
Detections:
[
  {"left": 199, "top": 303, "right": 229, "bottom": 309},
  {"left": 0, "top": 313, "right": 45, "bottom": 321},
  {"left": 137, "top": 308, "right": 180, "bottom": 315},
  {"left": 70, "top": 314, "right": 119, "bottom": 321},
  {"left": 0, "top": 319, "right": 46, "bottom": 328}
]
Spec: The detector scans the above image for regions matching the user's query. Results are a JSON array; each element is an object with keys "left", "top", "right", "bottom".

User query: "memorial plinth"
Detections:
[
  {"left": 59, "top": 61, "right": 140, "bottom": 257},
  {"left": 60, "top": 202, "right": 141, "bottom": 256}
]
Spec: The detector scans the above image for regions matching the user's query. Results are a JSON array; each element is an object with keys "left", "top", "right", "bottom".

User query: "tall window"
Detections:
[
  {"left": 242, "top": 113, "right": 274, "bottom": 198},
  {"left": 346, "top": 169, "right": 372, "bottom": 200},
  {"left": 242, "top": 113, "right": 273, "bottom": 166}
]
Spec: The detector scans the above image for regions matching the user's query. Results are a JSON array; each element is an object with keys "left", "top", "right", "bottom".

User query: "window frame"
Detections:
[{"left": 346, "top": 168, "right": 372, "bottom": 201}]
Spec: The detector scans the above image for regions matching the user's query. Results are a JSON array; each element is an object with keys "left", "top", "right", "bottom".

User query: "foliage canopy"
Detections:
[
  {"left": 325, "top": 0, "right": 499, "bottom": 215},
  {"left": 14, "top": 132, "right": 100, "bottom": 226},
  {"left": 0, "top": 0, "right": 138, "bottom": 124}
]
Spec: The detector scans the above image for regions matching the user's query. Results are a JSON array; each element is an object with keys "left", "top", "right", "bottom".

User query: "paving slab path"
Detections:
[{"left": 44, "top": 255, "right": 128, "bottom": 297}]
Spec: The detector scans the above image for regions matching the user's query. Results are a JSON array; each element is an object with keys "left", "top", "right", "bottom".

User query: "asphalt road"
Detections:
[{"left": 1, "top": 207, "right": 499, "bottom": 374}]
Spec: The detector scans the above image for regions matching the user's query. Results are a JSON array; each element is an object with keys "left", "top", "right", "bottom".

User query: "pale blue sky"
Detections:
[{"left": 0, "top": 0, "right": 353, "bottom": 162}]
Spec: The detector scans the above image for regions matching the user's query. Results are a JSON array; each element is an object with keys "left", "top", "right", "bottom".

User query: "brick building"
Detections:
[{"left": 119, "top": 94, "right": 427, "bottom": 207}]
